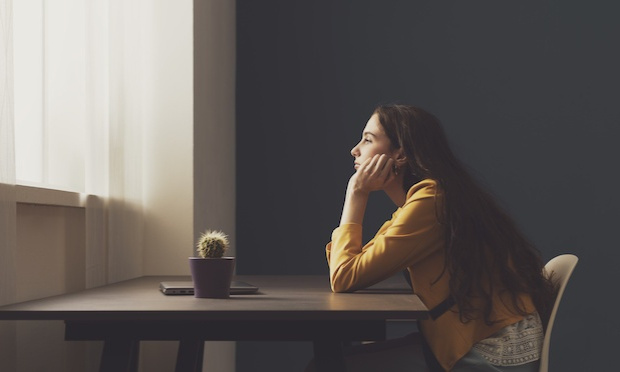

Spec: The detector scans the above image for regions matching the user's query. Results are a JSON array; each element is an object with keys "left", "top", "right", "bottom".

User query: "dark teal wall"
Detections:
[{"left": 236, "top": 1, "right": 619, "bottom": 370}]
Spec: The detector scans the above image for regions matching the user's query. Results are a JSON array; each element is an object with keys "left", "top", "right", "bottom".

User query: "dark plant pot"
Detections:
[{"left": 189, "top": 257, "right": 235, "bottom": 298}]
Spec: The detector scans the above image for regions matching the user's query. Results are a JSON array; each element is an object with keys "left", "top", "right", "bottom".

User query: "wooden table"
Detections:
[{"left": 0, "top": 275, "right": 428, "bottom": 372}]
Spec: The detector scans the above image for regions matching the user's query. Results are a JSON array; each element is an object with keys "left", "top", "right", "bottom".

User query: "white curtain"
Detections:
[
  {"left": 85, "top": 0, "right": 146, "bottom": 286},
  {"left": 105, "top": 0, "right": 145, "bottom": 283}
]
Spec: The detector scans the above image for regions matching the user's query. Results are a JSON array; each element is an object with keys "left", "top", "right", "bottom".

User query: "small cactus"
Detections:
[{"left": 196, "top": 230, "right": 229, "bottom": 258}]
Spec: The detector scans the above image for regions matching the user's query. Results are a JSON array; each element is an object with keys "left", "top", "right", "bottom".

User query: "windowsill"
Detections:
[{"left": 16, "top": 184, "right": 86, "bottom": 208}]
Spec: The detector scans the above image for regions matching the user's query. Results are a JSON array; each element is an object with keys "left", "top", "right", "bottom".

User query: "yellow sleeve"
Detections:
[{"left": 327, "top": 184, "right": 443, "bottom": 292}]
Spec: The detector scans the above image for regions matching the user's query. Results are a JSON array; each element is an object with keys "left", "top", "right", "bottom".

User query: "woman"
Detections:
[{"left": 318, "top": 104, "right": 555, "bottom": 371}]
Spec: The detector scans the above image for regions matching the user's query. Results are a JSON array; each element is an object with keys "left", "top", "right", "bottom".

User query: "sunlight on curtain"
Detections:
[
  {"left": 13, "top": 0, "right": 86, "bottom": 192},
  {"left": 106, "top": 0, "right": 145, "bottom": 283},
  {"left": 84, "top": 0, "right": 110, "bottom": 289},
  {"left": 84, "top": 0, "right": 145, "bottom": 286},
  {"left": 12, "top": 0, "right": 42, "bottom": 184}
]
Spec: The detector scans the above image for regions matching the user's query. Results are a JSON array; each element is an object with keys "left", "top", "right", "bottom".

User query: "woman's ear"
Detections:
[{"left": 392, "top": 149, "right": 407, "bottom": 166}]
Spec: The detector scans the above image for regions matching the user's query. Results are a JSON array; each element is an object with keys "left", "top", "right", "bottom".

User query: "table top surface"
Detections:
[{"left": 0, "top": 275, "right": 428, "bottom": 322}]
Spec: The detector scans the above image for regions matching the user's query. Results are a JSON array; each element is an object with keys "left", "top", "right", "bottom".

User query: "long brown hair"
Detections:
[{"left": 374, "top": 104, "right": 556, "bottom": 326}]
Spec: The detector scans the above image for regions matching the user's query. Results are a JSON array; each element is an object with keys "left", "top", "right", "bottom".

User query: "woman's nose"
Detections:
[{"left": 350, "top": 145, "right": 359, "bottom": 157}]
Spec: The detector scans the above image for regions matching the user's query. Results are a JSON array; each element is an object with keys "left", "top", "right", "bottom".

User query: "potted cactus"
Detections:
[{"left": 189, "top": 230, "right": 235, "bottom": 298}]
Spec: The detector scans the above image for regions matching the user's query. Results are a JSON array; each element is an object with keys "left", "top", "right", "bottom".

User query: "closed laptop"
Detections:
[{"left": 159, "top": 281, "right": 259, "bottom": 295}]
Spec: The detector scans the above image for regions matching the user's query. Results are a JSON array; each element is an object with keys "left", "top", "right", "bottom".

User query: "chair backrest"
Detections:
[{"left": 539, "top": 254, "right": 578, "bottom": 372}]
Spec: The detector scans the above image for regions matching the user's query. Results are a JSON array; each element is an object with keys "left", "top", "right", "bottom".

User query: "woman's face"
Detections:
[{"left": 350, "top": 113, "right": 395, "bottom": 170}]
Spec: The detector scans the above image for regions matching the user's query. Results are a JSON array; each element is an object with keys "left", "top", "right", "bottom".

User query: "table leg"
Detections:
[
  {"left": 99, "top": 339, "right": 140, "bottom": 372},
  {"left": 176, "top": 340, "right": 204, "bottom": 372},
  {"left": 313, "top": 340, "right": 347, "bottom": 372}
]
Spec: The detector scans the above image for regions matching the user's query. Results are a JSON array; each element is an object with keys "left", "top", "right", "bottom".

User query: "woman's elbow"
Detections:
[{"left": 330, "top": 273, "right": 356, "bottom": 293}]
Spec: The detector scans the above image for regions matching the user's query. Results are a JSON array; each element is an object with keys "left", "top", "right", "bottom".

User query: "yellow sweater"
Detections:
[{"left": 326, "top": 179, "right": 536, "bottom": 371}]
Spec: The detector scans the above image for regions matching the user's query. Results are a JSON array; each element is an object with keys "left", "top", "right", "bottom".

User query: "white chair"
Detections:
[{"left": 539, "top": 254, "right": 579, "bottom": 372}]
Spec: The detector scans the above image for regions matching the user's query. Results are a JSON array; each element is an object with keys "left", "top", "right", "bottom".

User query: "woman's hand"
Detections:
[
  {"left": 348, "top": 154, "right": 396, "bottom": 195},
  {"left": 340, "top": 154, "right": 395, "bottom": 226}
]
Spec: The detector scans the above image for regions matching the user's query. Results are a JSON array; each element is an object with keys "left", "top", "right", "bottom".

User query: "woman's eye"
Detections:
[{"left": 363, "top": 138, "right": 372, "bottom": 143}]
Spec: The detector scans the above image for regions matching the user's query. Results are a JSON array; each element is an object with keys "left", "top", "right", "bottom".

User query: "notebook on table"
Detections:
[{"left": 159, "top": 281, "right": 259, "bottom": 295}]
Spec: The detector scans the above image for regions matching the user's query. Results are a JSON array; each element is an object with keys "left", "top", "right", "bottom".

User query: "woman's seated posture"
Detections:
[{"left": 311, "top": 104, "right": 555, "bottom": 372}]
